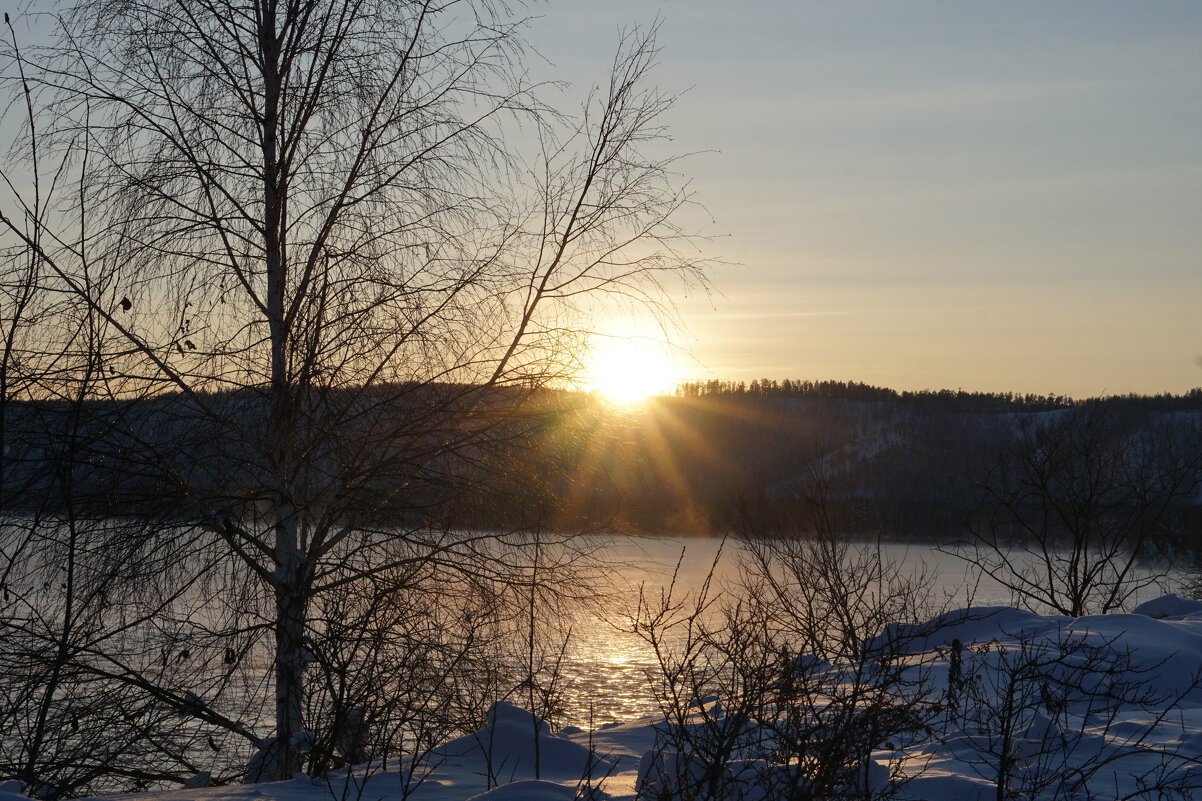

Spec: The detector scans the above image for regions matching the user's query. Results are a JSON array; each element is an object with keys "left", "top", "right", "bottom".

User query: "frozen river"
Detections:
[{"left": 557, "top": 535, "right": 1179, "bottom": 727}]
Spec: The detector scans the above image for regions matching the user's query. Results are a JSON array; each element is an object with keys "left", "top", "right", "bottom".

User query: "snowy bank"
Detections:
[{"left": 16, "top": 596, "right": 1200, "bottom": 801}]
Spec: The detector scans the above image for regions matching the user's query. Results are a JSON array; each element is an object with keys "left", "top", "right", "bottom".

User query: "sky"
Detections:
[
  {"left": 3, "top": 2, "right": 1199, "bottom": 398},
  {"left": 529, "top": 1, "right": 1202, "bottom": 397}
]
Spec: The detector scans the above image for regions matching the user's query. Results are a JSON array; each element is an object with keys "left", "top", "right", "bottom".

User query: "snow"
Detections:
[
  {"left": 464, "top": 781, "right": 577, "bottom": 801},
  {"left": 869, "top": 605, "right": 1071, "bottom": 654},
  {"left": 1132, "top": 592, "right": 1202, "bottom": 619},
  {"left": 26, "top": 594, "right": 1201, "bottom": 801},
  {"left": 437, "top": 702, "right": 612, "bottom": 781},
  {"left": 1, "top": 783, "right": 29, "bottom": 801}
]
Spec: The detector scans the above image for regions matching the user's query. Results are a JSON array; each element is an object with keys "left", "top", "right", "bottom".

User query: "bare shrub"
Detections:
[
  {"left": 948, "top": 403, "right": 1201, "bottom": 617},
  {"left": 633, "top": 467, "right": 944, "bottom": 801}
]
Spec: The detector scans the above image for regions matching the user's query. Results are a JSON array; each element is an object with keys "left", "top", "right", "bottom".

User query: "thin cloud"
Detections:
[{"left": 715, "top": 310, "right": 847, "bottom": 321}]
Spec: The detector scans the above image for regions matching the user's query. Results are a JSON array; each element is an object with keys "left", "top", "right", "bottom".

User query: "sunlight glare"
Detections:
[{"left": 585, "top": 337, "right": 676, "bottom": 404}]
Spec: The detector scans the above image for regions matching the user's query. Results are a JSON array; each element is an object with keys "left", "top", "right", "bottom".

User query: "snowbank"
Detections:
[
  {"left": 1132, "top": 593, "right": 1202, "bottom": 620},
  {"left": 437, "top": 702, "right": 611, "bottom": 780},
  {"left": 36, "top": 595, "right": 1201, "bottom": 801},
  {"left": 464, "top": 780, "right": 577, "bottom": 801}
]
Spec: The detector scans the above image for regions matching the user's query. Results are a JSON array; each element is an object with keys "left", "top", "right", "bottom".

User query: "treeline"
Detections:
[
  {"left": 6, "top": 381, "right": 1202, "bottom": 542},
  {"left": 462, "top": 385, "right": 1202, "bottom": 542},
  {"left": 675, "top": 378, "right": 1202, "bottom": 412}
]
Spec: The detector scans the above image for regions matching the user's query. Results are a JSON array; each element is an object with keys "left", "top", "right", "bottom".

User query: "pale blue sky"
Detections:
[{"left": 531, "top": 1, "right": 1202, "bottom": 395}]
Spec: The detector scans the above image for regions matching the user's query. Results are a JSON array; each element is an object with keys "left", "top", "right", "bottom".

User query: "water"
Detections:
[
  {"left": 554, "top": 536, "right": 968, "bottom": 727},
  {"left": 3, "top": 518, "right": 1179, "bottom": 737},
  {"left": 555, "top": 536, "right": 1180, "bottom": 728}
]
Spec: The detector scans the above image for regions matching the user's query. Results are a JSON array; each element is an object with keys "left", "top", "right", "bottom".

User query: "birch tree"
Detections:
[{"left": 1, "top": 0, "right": 702, "bottom": 785}]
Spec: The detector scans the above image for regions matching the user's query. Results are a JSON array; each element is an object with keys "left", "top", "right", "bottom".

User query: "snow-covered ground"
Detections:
[{"left": 11, "top": 593, "right": 1198, "bottom": 801}]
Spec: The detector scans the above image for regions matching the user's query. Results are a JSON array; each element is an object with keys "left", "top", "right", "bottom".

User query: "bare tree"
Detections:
[
  {"left": 0, "top": 250, "right": 251, "bottom": 795},
  {"left": 946, "top": 404, "right": 1201, "bottom": 618},
  {"left": 1, "top": 0, "right": 704, "bottom": 787},
  {"left": 632, "top": 468, "right": 944, "bottom": 801}
]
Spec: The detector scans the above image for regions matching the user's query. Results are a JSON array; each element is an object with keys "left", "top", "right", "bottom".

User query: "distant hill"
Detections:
[
  {"left": 4, "top": 381, "right": 1201, "bottom": 548},
  {"left": 467, "top": 383, "right": 1202, "bottom": 545}
]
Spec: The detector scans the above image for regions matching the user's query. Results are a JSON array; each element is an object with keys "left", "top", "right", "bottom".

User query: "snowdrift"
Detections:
[{"left": 12, "top": 596, "right": 1200, "bottom": 801}]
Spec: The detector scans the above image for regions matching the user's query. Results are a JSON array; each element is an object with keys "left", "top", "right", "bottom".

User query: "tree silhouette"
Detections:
[{"left": 1, "top": 1, "right": 703, "bottom": 785}]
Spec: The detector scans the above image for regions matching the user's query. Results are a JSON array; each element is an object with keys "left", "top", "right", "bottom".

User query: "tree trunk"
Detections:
[
  {"left": 274, "top": 555, "right": 306, "bottom": 780},
  {"left": 258, "top": 0, "right": 300, "bottom": 780}
]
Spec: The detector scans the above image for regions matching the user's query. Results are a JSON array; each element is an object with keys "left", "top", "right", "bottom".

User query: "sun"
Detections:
[{"left": 584, "top": 336, "right": 676, "bottom": 404}]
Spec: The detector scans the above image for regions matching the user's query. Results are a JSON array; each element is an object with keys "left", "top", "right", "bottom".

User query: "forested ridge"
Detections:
[{"left": 7, "top": 381, "right": 1201, "bottom": 544}]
